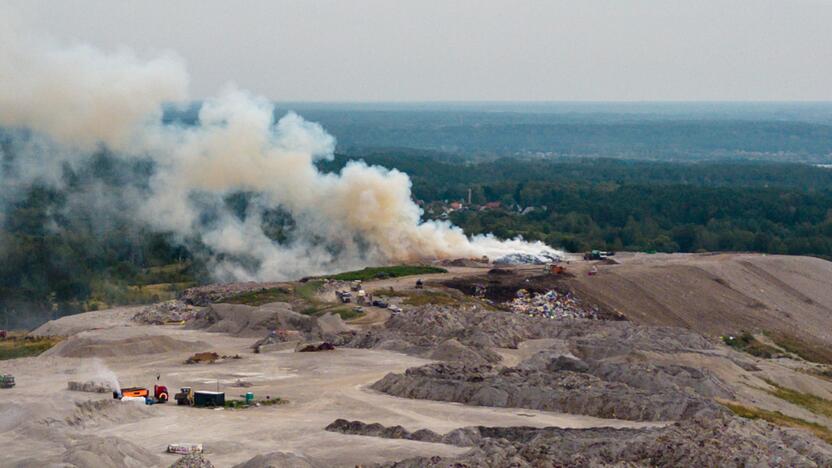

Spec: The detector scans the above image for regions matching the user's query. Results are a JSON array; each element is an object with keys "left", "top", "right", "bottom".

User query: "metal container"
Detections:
[{"left": 194, "top": 391, "right": 225, "bottom": 407}]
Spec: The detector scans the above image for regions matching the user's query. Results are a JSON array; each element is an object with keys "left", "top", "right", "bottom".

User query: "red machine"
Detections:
[
  {"left": 113, "top": 384, "right": 169, "bottom": 402},
  {"left": 154, "top": 384, "right": 169, "bottom": 402}
]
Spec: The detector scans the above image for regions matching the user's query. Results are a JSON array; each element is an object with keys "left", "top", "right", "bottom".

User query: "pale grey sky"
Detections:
[{"left": 6, "top": 0, "right": 832, "bottom": 101}]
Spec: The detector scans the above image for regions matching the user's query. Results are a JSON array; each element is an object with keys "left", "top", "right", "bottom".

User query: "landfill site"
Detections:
[{"left": 5, "top": 252, "right": 832, "bottom": 466}]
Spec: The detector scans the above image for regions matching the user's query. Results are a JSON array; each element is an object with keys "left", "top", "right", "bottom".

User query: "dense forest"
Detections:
[
  {"left": 322, "top": 153, "right": 832, "bottom": 256},
  {"left": 168, "top": 102, "right": 832, "bottom": 162}
]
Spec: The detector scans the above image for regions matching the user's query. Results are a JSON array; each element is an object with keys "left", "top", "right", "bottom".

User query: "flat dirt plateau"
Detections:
[{"left": 5, "top": 253, "right": 832, "bottom": 467}]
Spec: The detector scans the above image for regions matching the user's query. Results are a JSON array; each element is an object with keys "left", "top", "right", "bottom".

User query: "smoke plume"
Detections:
[
  {"left": 0, "top": 15, "right": 559, "bottom": 281},
  {"left": 77, "top": 358, "right": 121, "bottom": 393}
]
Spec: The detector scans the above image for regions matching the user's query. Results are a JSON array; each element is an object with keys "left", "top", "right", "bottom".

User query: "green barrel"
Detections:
[{"left": 245, "top": 392, "right": 254, "bottom": 404}]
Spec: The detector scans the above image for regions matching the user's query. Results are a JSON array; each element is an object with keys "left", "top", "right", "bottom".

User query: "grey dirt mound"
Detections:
[
  {"left": 64, "top": 399, "right": 154, "bottom": 429},
  {"left": 16, "top": 434, "right": 162, "bottom": 468},
  {"left": 232, "top": 451, "right": 322, "bottom": 468},
  {"left": 187, "top": 302, "right": 344, "bottom": 340},
  {"left": 170, "top": 452, "right": 215, "bottom": 468},
  {"left": 336, "top": 303, "right": 741, "bottom": 423},
  {"left": 45, "top": 334, "right": 210, "bottom": 358},
  {"left": 371, "top": 362, "right": 720, "bottom": 421},
  {"left": 328, "top": 417, "right": 832, "bottom": 467}
]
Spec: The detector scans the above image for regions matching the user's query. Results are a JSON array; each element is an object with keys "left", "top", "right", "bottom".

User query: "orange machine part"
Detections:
[{"left": 121, "top": 387, "right": 149, "bottom": 398}]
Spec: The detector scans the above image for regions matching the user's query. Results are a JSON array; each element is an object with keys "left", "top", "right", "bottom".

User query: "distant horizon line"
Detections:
[{"left": 181, "top": 100, "right": 832, "bottom": 105}]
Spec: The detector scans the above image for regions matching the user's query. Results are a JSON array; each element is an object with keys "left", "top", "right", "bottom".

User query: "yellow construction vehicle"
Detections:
[{"left": 175, "top": 386, "right": 194, "bottom": 406}]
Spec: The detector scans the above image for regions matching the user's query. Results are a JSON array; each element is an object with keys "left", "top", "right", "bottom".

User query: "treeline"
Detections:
[
  {"left": 450, "top": 185, "right": 832, "bottom": 255},
  {"left": 320, "top": 153, "right": 832, "bottom": 199},
  {"left": 325, "top": 153, "right": 832, "bottom": 257},
  {"left": 0, "top": 151, "right": 203, "bottom": 328},
  {"left": 167, "top": 103, "right": 832, "bottom": 162}
]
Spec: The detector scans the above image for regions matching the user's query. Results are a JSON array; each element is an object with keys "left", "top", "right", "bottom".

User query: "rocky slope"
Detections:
[{"left": 327, "top": 418, "right": 832, "bottom": 467}]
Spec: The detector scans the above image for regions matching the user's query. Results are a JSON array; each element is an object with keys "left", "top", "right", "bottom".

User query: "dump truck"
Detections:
[
  {"left": 0, "top": 374, "right": 14, "bottom": 389},
  {"left": 336, "top": 291, "right": 352, "bottom": 303}
]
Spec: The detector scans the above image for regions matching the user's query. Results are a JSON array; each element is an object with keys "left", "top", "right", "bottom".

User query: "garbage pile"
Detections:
[
  {"left": 494, "top": 251, "right": 562, "bottom": 265},
  {"left": 133, "top": 300, "right": 200, "bottom": 325},
  {"left": 506, "top": 289, "right": 598, "bottom": 320}
]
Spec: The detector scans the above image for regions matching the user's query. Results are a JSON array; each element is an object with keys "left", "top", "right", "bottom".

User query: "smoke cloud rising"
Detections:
[{"left": 0, "top": 15, "right": 559, "bottom": 281}]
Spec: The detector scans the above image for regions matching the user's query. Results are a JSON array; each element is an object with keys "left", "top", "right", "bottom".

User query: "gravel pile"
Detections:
[
  {"left": 371, "top": 362, "right": 722, "bottom": 422},
  {"left": 170, "top": 452, "right": 215, "bottom": 468},
  {"left": 330, "top": 417, "right": 832, "bottom": 467},
  {"left": 133, "top": 300, "right": 201, "bottom": 324}
]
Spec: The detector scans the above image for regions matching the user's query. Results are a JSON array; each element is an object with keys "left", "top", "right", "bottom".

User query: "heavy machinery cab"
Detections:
[
  {"left": 175, "top": 386, "right": 194, "bottom": 406},
  {"left": 0, "top": 374, "right": 14, "bottom": 389},
  {"left": 154, "top": 384, "right": 169, "bottom": 402}
]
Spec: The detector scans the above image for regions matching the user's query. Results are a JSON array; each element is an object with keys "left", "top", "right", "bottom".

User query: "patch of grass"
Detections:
[
  {"left": 806, "top": 367, "right": 832, "bottom": 382},
  {"left": 0, "top": 334, "right": 62, "bottom": 360},
  {"left": 763, "top": 379, "right": 832, "bottom": 419},
  {"left": 401, "top": 290, "right": 460, "bottom": 306},
  {"left": 326, "top": 265, "right": 446, "bottom": 281},
  {"left": 721, "top": 400, "right": 832, "bottom": 444},
  {"left": 224, "top": 397, "right": 288, "bottom": 409},
  {"left": 721, "top": 332, "right": 780, "bottom": 359},
  {"left": 295, "top": 280, "right": 324, "bottom": 301},
  {"left": 259, "top": 397, "right": 287, "bottom": 406},
  {"left": 329, "top": 307, "right": 364, "bottom": 320},
  {"left": 764, "top": 331, "right": 832, "bottom": 365},
  {"left": 224, "top": 287, "right": 293, "bottom": 306},
  {"left": 376, "top": 288, "right": 411, "bottom": 298},
  {"left": 133, "top": 262, "right": 195, "bottom": 285}
]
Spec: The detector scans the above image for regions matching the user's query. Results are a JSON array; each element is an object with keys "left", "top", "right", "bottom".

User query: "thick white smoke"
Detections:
[
  {"left": 0, "top": 15, "right": 560, "bottom": 281},
  {"left": 0, "top": 14, "right": 188, "bottom": 152}
]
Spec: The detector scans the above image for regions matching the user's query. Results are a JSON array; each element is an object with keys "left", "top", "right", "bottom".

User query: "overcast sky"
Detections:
[{"left": 6, "top": 0, "right": 832, "bottom": 101}]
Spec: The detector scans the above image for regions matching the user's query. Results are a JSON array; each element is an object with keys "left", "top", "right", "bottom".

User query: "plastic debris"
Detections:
[{"left": 505, "top": 289, "right": 598, "bottom": 320}]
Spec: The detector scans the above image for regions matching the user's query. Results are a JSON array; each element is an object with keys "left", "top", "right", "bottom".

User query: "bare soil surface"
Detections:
[
  {"left": 9, "top": 253, "right": 832, "bottom": 467},
  {"left": 2, "top": 313, "right": 654, "bottom": 467},
  {"left": 567, "top": 253, "right": 832, "bottom": 348}
]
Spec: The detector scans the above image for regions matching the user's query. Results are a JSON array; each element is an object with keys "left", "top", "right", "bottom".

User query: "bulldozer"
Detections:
[{"left": 175, "top": 386, "right": 195, "bottom": 406}]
